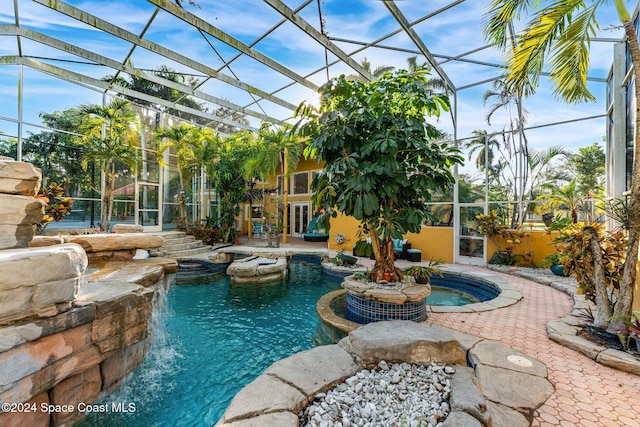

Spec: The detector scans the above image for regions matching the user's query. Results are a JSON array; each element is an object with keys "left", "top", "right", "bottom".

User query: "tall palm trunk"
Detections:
[
  {"left": 610, "top": 17, "right": 640, "bottom": 333},
  {"left": 100, "top": 159, "right": 114, "bottom": 232}
]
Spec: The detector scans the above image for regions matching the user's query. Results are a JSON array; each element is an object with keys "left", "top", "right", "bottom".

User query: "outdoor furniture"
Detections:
[
  {"left": 303, "top": 217, "right": 329, "bottom": 242},
  {"left": 393, "top": 238, "right": 411, "bottom": 259},
  {"left": 252, "top": 222, "right": 265, "bottom": 239},
  {"left": 407, "top": 249, "right": 422, "bottom": 262}
]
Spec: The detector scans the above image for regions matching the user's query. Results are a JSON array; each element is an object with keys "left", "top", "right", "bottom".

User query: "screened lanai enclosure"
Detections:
[{"left": 0, "top": 0, "right": 634, "bottom": 263}]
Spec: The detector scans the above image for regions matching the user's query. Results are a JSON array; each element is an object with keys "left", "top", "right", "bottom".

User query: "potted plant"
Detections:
[
  {"left": 336, "top": 251, "right": 358, "bottom": 266},
  {"left": 403, "top": 260, "right": 444, "bottom": 284},
  {"left": 540, "top": 252, "right": 569, "bottom": 277}
]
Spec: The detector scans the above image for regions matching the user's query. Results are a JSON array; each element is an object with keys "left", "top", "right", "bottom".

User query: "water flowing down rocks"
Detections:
[{"left": 300, "top": 361, "right": 453, "bottom": 427}]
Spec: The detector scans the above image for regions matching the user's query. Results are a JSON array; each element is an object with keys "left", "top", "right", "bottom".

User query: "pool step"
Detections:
[{"left": 150, "top": 231, "right": 212, "bottom": 258}]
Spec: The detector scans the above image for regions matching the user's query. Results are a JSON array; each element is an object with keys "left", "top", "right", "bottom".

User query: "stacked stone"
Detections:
[
  {"left": 0, "top": 159, "right": 177, "bottom": 426},
  {"left": 0, "top": 156, "right": 44, "bottom": 249}
]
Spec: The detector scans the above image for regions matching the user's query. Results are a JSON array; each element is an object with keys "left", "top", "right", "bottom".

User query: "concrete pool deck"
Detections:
[{"left": 189, "top": 237, "right": 640, "bottom": 426}]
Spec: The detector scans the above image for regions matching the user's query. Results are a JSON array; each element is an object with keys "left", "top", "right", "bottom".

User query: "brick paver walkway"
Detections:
[{"left": 428, "top": 267, "right": 640, "bottom": 427}]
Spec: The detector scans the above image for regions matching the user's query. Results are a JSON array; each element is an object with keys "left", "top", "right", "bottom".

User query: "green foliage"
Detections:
[
  {"left": 208, "top": 131, "right": 259, "bottom": 243},
  {"left": 35, "top": 182, "right": 74, "bottom": 234},
  {"left": 476, "top": 212, "right": 530, "bottom": 265},
  {"left": 182, "top": 218, "right": 223, "bottom": 245},
  {"left": 79, "top": 98, "right": 139, "bottom": 232},
  {"left": 403, "top": 259, "right": 444, "bottom": 283},
  {"left": 294, "top": 68, "right": 463, "bottom": 274},
  {"left": 570, "top": 142, "right": 605, "bottom": 194},
  {"left": 353, "top": 240, "right": 374, "bottom": 257},
  {"left": 553, "top": 222, "right": 626, "bottom": 304}
]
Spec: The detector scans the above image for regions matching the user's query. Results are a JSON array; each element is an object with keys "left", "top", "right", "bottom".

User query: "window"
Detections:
[{"left": 292, "top": 172, "right": 309, "bottom": 195}]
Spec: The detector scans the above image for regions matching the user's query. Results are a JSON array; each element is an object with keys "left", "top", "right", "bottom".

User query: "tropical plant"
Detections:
[
  {"left": 465, "top": 130, "right": 501, "bottom": 172},
  {"left": 570, "top": 142, "right": 606, "bottom": 195},
  {"left": 79, "top": 98, "right": 139, "bottom": 232},
  {"left": 294, "top": 68, "right": 463, "bottom": 282},
  {"left": 244, "top": 122, "right": 304, "bottom": 244},
  {"left": 403, "top": 260, "right": 444, "bottom": 284},
  {"left": 553, "top": 222, "right": 626, "bottom": 327},
  {"left": 539, "top": 179, "right": 586, "bottom": 223},
  {"left": 476, "top": 212, "right": 530, "bottom": 265},
  {"left": 34, "top": 182, "right": 74, "bottom": 234},
  {"left": 156, "top": 123, "right": 220, "bottom": 226},
  {"left": 207, "top": 131, "right": 258, "bottom": 243},
  {"left": 484, "top": 0, "right": 640, "bottom": 333}
]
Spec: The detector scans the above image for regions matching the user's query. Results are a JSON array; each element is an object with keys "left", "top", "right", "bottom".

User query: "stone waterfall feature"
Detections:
[{"left": 0, "top": 159, "right": 177, "bottom": 426}]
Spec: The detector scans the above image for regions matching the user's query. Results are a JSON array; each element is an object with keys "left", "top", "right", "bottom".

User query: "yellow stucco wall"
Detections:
[
  {"left": 486, "top": 229, "right": 558, "bottom": 266},
  {"left": 327, "top": 213, "right": 454, "bottom": 263}
]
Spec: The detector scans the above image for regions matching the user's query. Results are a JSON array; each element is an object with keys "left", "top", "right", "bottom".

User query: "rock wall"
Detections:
[
  {"left": 0, "top": 254, "right": 176, "bottom": 427},
  {"left": 0, "top": 157, "right": 44, "bottom": 249},
  {"left": 0, "top": 160, "right": 177, "bottom": 426}
]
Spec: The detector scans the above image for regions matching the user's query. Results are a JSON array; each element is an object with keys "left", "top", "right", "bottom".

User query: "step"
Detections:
[
  {"left": 160, "top": 240, "right": 205, "bottom": 251},
  {"left": 166, "top": 246, "right": 213, "bottom": 258},
  {"left": 159, "top": 235, "right": 197, "bottom": 245}
]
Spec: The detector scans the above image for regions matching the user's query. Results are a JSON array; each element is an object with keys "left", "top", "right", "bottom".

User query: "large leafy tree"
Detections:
[
  {"left": 570, "top": 142, "right": 606, "bottom": 194},
  {"left": 484, "top": 0, "right": 640, "bottom": 332},
  {"left": 207, "top": 131, "right": 258, "bottom": 243},
  {"left": 294, "top": 68, "right": 463, "bottom": 281},
  {"left": 79, "top": 98, "right": 139, "bottom": 232}
]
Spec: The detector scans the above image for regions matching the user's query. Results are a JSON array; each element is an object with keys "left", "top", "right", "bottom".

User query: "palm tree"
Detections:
[
  {"left": 155, "top": 123, "right": 211, "bottom": 225},
  {"left": 79, "top": 98, "right": 139, "bottom": 232},
  {"left": 466, "top": 130, "right": 501, "bottom": 172},
  {"left": 483, "top": 0, "right": 640, "bottom": 331},
  {"left": 245, "top": 123, "right": 304, "bottom": 243},
  {"left": 541, "top": 180, "right": 585, "bottom": 223}
]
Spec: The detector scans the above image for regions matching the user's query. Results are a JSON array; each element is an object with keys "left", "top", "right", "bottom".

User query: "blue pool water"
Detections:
[
  {"left": 427, "top": 274, "right": 500, "bottom": 306},
  {"left": 76, "top": 262, "right": 342, "bottom": 427}
]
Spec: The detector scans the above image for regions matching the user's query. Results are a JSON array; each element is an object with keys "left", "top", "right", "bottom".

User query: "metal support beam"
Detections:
[
  {"left": 382, "top": 1, "right": 456, "bottom": 92},
  {"left": 0, "top": 56, "right": 258, "bottom": 132},
  {"left": 262, "top": 0, "right": 373, "bottom": 82},
  {"left": 0, "top": 25, "right": 282, "bottom": 125},
  {"left": 148, "top": 0, "right": 319, "bottom": 92},
  {"left": 32, "top": 0, "right": 297, "bottom": 112}
]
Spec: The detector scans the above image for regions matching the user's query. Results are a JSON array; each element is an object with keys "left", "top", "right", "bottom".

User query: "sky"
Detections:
[{"left": 0, "top": 0, "right": 633, "bottom": 173}]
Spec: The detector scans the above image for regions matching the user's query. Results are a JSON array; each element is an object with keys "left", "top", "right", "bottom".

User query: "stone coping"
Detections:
[
  {"left": 216, "top": 321, "right": 551, "bottom": 426},
  {"left": 342, "top": 276, "right": 431, "bottom": 304},
  {"left": 488, "top": 266, "right": 640, "bottom": 376},
  {"left": 226, "top": 256, "right": 288, "bottom": 283},
  {"left": 211, "top": 246, "right": 330, "bottom": 259},
  {"left": 316, "top": 268, "right": 523, "bottom": 333}
]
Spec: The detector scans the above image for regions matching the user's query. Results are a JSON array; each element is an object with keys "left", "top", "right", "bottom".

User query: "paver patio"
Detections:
[
  {"left": 427, "top": 267, "right": 640, "bottom": 427},
  {"left": 225, "top": 237, "right": 640, "bottom": 426}
]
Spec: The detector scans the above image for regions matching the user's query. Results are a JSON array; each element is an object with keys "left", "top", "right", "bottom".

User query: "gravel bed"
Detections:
[
  {"left": 490, "top": 265, "right": 578, "bottom": 287},
  {"left": 300, "top": 361, "right": 453, "bottom": 427}
]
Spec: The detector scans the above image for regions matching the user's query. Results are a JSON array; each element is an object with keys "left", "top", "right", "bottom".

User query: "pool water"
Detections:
[
  {"left": 427, "top": 275, "right": 500, "bottom": 306},
  {"left": 427, "top": 286, "right": 480, "bottom": 306},
  {"left": 76, "top": 263, "right": 342, "bottom": 427}
]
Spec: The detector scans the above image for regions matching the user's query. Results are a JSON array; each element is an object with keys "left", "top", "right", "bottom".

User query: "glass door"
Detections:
[
  {"left": 136, "top": 159, "right": 161, "bottom": 231},
  {"left": 292, "top": 203, "right": 310, "bottom": 237},
  {"left": 457, "top": 204, "right": 485, "bottom": 265},
  {"left": 136, "top": 183, "right": 161, "bottom": 231}
]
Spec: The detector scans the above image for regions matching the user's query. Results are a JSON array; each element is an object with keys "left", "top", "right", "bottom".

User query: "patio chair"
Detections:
[
  {"left": 303, "top": 217, "right": 329, "bottom": 242},
  {"left": 393, "top": 238, "right": 411, "bottom": 259},
  {"left": 252, "top": 222, "right": 265, "bottom": 239}
]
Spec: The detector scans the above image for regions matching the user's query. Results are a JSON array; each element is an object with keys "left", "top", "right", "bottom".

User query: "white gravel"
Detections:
[{"left": 300, "top": 361, "right": 453, "bottom": 427}]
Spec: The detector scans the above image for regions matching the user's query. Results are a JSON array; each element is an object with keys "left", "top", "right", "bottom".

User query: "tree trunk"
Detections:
[
  {"left": 178, "top": 170, "right": 187, "bottom": 225},
  {"left": 584, "top": 226, "right": 613, "bottom": 328},
  {"left": 609, "top": 18, "right": 640, "bottom": 333},
  {"left": 369, "top": 230, "right": 400, "bottom": 282},
  {"left": 100, "top": 161, "right": 112, "bottom": 233}
]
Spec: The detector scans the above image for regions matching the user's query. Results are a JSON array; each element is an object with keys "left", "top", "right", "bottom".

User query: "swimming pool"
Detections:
[
  {"left": 427, "top": 274, "right": 501, "bottom": 306},
  {"left": 76, "top": 262, "right": 343, "bottom": 427}
]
